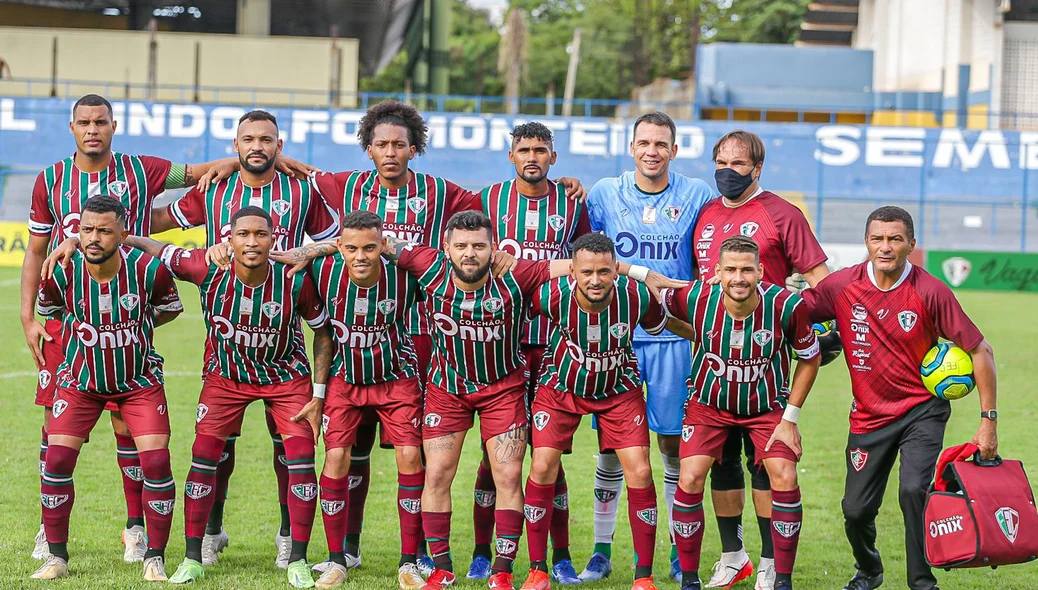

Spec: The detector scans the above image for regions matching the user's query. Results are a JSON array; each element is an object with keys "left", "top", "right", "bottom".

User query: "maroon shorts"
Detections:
[
  {"left": 522, "top": 344, "right": 547, "bottom": 402},
  {"left": 412, "top": 334, "right": 433, "bottom": 391},
  {"left": 532, "top": 385, "right": 649, "bottom": 452},
  {"left": 35, "top": 319, "right": 63, "bottom": 407},
  {"left": 196, "top": 374, "right": 314, "bottom": 440},
  {"left": 48, "top": 383, "right": 170, "bottom": 439},
  {"left": 323, "top": 376, "right": 423, "bottom": 450},
  {"left": 423, "top": 369, "right": 528, "bottom": 442},
  {"left": 681, "top": 402, "right": 798, "bottom": 464}
]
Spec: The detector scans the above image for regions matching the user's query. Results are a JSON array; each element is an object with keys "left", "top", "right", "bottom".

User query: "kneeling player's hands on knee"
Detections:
[{"left": 766, "top": 420, "right": 802, "bottom": 459}]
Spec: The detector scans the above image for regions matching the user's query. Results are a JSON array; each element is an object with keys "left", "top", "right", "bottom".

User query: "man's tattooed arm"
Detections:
[
  {"left": 381, "top": 236, "right": 414, "bottom": 262},
  {"left": 271, "top": 240, "right": 338, "bottom": 267},
  {"left": 311, "top": 324, "right": 333, "bottom": 386}
]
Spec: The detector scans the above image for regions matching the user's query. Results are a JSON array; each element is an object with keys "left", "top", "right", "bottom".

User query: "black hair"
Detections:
[
  {"left": 719, "top": 235, "right": 760, "bottom": 263},
  {"left": 238, "top": 109, "right": 278, "bottom": 129},
  {"left": 230, "top": 205, "right": 274, "bottom": 230},
  {"left": 72, "top": 94, "right": 113, "bottom": 119},
  {"left": 866, "top": 206, "right": 915, "bottom": 240},
  {"left": 511, "top": 121, "right": 553, "bottom": 145},
  {"left": 632, "top": 111, "right": 676, "bottom": 144},
  {"left": 444, "top": 210, "right": 493, "bottom": 240},
  {"left": 572, "top": 233, "right": 616, "bottom": 259},
  {"left": 341, "top": 210, "right": 383, "bottom": 232},
  {"left": 357, "top": 100, "right": 428, "bottom": 155},
  {"left": 82, "top": 195, "right": 126, "bottom": 224}
]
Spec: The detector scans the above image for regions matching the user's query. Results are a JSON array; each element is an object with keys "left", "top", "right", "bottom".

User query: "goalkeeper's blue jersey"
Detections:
[{"left": 586, "top": 170, "right": 716, "bottom": 342}]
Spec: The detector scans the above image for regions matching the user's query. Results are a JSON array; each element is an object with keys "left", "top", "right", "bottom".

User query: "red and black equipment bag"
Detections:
[{"left": 924, "top": 442, "right": 1038, "bottom": 569}]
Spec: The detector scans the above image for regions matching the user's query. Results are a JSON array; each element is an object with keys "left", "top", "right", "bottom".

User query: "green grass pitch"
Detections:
[{"left": 1, "top": 266, "right": 1036, "bottom": 589}]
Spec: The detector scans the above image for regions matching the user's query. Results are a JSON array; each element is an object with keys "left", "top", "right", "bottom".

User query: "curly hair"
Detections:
[
  {"left": 511, "top": 121, "right": 553, "bottom": 145},
  {"left": 357, "top": 101, "right": 428, "bottom": 155}
]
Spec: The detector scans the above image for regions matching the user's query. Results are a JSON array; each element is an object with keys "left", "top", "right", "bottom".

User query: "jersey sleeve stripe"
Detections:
[
  {"left": 28, "top": 221, "right": 54, "bottom": 235},
  {"left": 168, "top": 201, "right": 192, "bottom": 229},
  {"left": 36, "top": 303, "right": 62, "bottom": 315},
  {"left": 793, "top": 340, "right": 820, "bottom": 360},
  {"left": 660, "top": 288, "right": 676, "bottom": 318},
  {"left": 158, "top": 244, "right": 178, "bottom": 272},
  {"left": 154, "top": 300, "right": 185, "bottom": 313},
  {"left": 310, "top": 219, "right": 339, "bottom": 241},
  {"left": 305, "top": 308, "right": 330, "bottom": 328}
]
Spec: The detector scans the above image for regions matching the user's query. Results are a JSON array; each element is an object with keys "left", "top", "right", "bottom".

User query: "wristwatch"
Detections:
[{"left": 981, "top": 410, "right": 998, "bottom": 420}]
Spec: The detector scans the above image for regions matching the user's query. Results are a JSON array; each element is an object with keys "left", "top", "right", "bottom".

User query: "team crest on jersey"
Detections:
[
  {"left": 196, "top": 403, "right": 209, "bottom": 423},
  {"left": 271, "top": 200, "right": 291, "bottom": 217},
  {"left": 773, "top": 521, "right": 801, "bottom": 538},
  {"left": 673, "top": 521, "right": 701, "bottom": 538},
  {"left": 321, "top": 500, "right": 345, "bottom": 515},
  {"left": 52, "top": 399, "right": 68, "bottom": 418},
  {"left": 474, "top": 490, "right": 497, "bottom": 508},
  {"left": 524, "top": 505, "right": 547, "bottom": 523},
  {"left": 483, "top": 297, "right": 504, "bottom": 313},
  {"left": 347, "top": 476, "right": 363, "bottom": 490},
  {"left": 400, "top": 499, "right": 422, "bottom": 514},
  {"left": 119, "top": 294, "right": 140, "bottom": 311},
  {"left": 662, "top": 206, "right": 681, "bottom": 221},
  {"left": 898, "top": 311, "right": 918, "bottom": 332},
  {"left": 261, "top": 302, "right": 282, "bottom": 319},
  {"left": 149, "top": 499, "right": 176, "bottom": 516},
  {"left": 108, "top": 181, "right": 128, "bottom": 197},
  {"left": 609, "top": 324, "right": 629, "bottom": 340},
  {"left": 701, "top": 223, "right": 715, "bottom": 239},
  {"left": 496, "top": 538, "right": 517, "bottom": 556},
  {"left": 533, "top": 411, "right": 551, "bottom": 431},
  {"left": 377, "top": 299, "right": 397, "bottom": 315},
  {"left": 425, "top": 413, "right": 442, "bottom": 428},
  {"left": 681, "top": 424, "right": 694, "bottom": 442},
  {"left": 942, "top": 256, "right": 972, "bottom": 287},
  {"left": 41, "top": 494, "right": 69, "bottom": 509},
  {"left": 595, "top": 489, "right": 618, "bottom": 502},
  {"left": 122, "top": 466, "right": 144, "bottom": 482},
  {"left": 850, "top": 448, "right": 869, "bottom": 472},
  {"left": 548, "top": 214, "right": 566, "bottom": 231},
  {"left": 752, "top": 329, "right": 773, "bottom": 347},
  {"left": 407, "top": 196, "right": 427, "bottom": 214},
  {"left": 39, "top": 370, "right": 52, "bottom": 390},
  {"left": 851, "top": 303, "right": 868, "bottom": 321},
  {"left": 636, "top": 508, "right": 658, "bottom": 526},
  {"left": 740, "top": 222, "right": 759, "bottom": 237},
  {"left": 292, "top": 483, "right": 318, "bottom": 501},
  {"left": 554, "top": 494, "right": 569, "bottom": 510},
  {"left": 996, "top": 507, "right": 1020, "bottom": 543},
  {"left": 185, "top": 482, "right": 212, "bottom": 499}
]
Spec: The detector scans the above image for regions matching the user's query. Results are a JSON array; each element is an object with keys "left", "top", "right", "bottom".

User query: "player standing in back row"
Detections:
[
  {"left": 582, "top": 111, "right": 716, "bottom": 583},
  {"left": 470, "top": 121, "right": 591, "bottom": 583},
  {"left": 801, "top": 206, "right": 998, "bottom": 590},
  {"left": 693, "top": 130, "right": 829, "bottom": 590}
]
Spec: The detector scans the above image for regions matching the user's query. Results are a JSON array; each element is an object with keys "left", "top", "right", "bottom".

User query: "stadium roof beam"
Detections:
[{"left": 799, "top": 0, "right": 859, "bottom": 47}]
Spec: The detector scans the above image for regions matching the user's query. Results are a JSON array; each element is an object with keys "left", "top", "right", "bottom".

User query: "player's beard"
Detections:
[
  {"left": 723, "top": 280, "right": 754, "bottom": 302},
  {"left": 519, "top": 166, "right": 547, "bottom": 185},
  {"left": 450, "top": 256, "right": 491, "bottom": 284},
  {"left": 240, "top": 152, "right": 274, "bottom": 174},
  {"left": 577, "top": 280, "right": 613, "bottom": 306},
  {"left": 84, "top": 243, "right": 117, "bottom": 265}
]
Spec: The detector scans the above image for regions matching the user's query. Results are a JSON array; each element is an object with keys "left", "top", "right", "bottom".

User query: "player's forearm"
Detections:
[
  {"left": 381, "top": 236, "right": 414, "bottom": 264},
  {"left": 123, "top": 235, "right": 169, "bottom": 258},
  {"left": 20, "top": 241, "right": 47, "bottom": 322},
  {"left": 787, "top": 356, "right": 821, "bottom": 409},
  {"left": 153, "top": 310, "right": 180, "bottom": 327},
  {"left": 183, "top": 157, "right": 237, "bottom": 187},
  {"left": 311, "top": 326, "right": 333, "bottom": 386},
  {"left": 149, "top": 206, "right": 179, "bottom": 234},
  {"left": 801, "top": 263, "right": 830, "bottom": 289},
  {"left": 665, "top": 317, "right": 695, "bottom": 341},
  {"left": 971, "top": 340, "right": 997, "bottom": 413}
]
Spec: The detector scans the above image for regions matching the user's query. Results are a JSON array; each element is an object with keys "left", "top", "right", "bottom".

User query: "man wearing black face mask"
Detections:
[{"left": 691, "top": 130, "right": 829, "bottom": 590}]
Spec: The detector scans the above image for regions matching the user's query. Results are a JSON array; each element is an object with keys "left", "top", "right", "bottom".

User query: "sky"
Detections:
[{"left": 468, "top": 0, "right": 508, "bottom": 24}]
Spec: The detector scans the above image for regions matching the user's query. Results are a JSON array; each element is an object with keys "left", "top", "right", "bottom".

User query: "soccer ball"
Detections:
[{"left": 920, "top": 343, "right": 976, "bottom": 400}]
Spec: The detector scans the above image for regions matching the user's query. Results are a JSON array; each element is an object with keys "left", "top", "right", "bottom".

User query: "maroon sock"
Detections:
[
  {"left": 266, "top": 411, "right": 289, "bottom": 508},
  {"left": 524, "top": 479, "right": 555, "bottom": 564},
  {"left": 345, "top": 460, "right": 371, "bottom": 540},
  {"left": 213, "top": 438, "right": 236, "bottom": 505},
  {"left": 492, "top": 508, "right": 523, "bottom": 573},
  {"left": 473, "top": 461, "right": 497, "bottom": 546},
  {"left": 398, "top": 471, "right": 424, "bottom": 557},
  {"left": 139, "top": 448, "right": 175, "bottom": 550},
  {"left": 550, "top": 466, "right": 570, "bottom": 552},
  {"left": 673, "top": 487, "right": 705, "bottom": 573},
  {"left": 771, "top": 487, "right": 803, "bottom": 576},
  {"left": 283, "top": 436, "right": 317, "bottom": 543},
  {"left": 319, "top": 474, "right": 350, "bottom": 556},
  {"left": 41, "top": 444, "right": 79, "bottom": 544},
  {"left": 114, "top": 433, "right": 144, "bottom": 522},
  {"left": 627, "top": 485, "right": 659, "bottom": 569},
  {"left": 185, "top": 435, "right": 225, "bottom": 539},
  {"left": 424, "top": 510, "right": 453, "bottom": 571}
]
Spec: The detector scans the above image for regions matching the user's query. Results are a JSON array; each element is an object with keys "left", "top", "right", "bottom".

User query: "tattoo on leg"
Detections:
[
  {"left": 493, "top": 427, "right": 528, "bottom": 464},
  {"left": 425, "top": 433, "right": 456, "bottom": 453}
]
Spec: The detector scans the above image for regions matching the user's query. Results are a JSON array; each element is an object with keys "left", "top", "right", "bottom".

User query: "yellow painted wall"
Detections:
[
  {"left": 0, "top": 222, "right": 208, "bottom": 267},
  {"left": 0, "top": 27, "right": 359, "bottom": 108}
]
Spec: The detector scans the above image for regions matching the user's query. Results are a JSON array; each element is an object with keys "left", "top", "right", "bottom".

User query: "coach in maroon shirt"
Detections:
[{"left": 802, "top": 206, "right": 998, "bottom": 590}]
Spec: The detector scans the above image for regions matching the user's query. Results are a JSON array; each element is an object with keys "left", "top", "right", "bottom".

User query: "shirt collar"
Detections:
[{"left": 867, "top": 260, "right": 912, "bottom": 292}]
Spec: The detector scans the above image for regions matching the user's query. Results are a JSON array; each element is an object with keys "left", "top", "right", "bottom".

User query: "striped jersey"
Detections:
[
  {"left": 159, "top": 245, "right": 329, "bottom": 385},
  {"left": 481, "top": 179, "right": 591, "bottom": 346},
  {"left": 395, "top": 242, "right": 550, "bottom": 395},
  {"left": 533, "top": 276, "right": 666, "bottom": 399},
  {"left": 29, "top": 153, "right": 175, "bottom": 250},
  {"left": 692, "top": 188, "right": 827, "bottom": 283},
  {"left": 310, "top": 255, "right": 422, "bottom": 385},
  {"left": 37, "top": 247, "right": 183, "bottom": 394},
  {"left": 168, "top": 171, "right": 339, "bottom": 250},
  {"left": 311, "top": 170, "right": 481, "bottom": 335},
  {"left": 663, "top": 282, "right": 818, "bottom": 415}
]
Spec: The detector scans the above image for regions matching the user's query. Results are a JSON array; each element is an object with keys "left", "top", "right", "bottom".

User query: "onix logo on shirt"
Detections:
[
  {"left": 212, "top": 315, "right": 279, "bottom": 347},
  {"left": 330, "top": 319, "right": 389, "bottom": 347},
  {"left": 432, "top": 312, "right": 503, "bottom": 341},
  {"left": 76, "top": 321, "right": 141, "bottom": 348},
  {"left": 614, "top": 232, "right": 681, "bottom": 260},
  {"left": 498, "top": 238, "right": 565, "bottom": 261},
  {"left": 565, "top": 340, "right": 626, "bottom": 372},
  {"left": 702, "top": 352, "right": 770, "bottom": 383}
]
